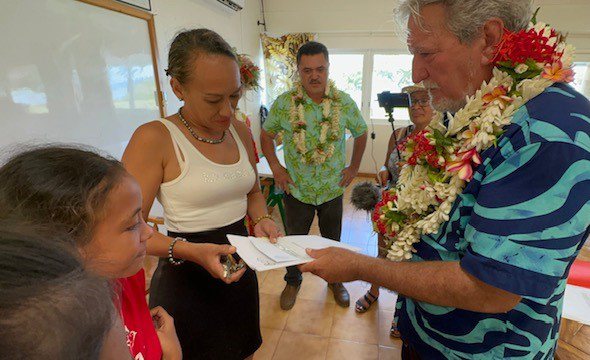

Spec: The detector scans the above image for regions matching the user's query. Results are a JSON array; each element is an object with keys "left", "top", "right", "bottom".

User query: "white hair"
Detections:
[{"left": 395, "top": 0, "right": 533, "bottom": 43}]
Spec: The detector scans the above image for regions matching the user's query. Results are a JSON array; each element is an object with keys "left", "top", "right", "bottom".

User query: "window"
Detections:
[
  {"left": 326, "top": 51, "right": 416, "bottom": 124},
  {"left": 8, "top": 65, "right": 48, "bottom": 114},
  {"left": 370, "top": 54, "right": 414, "bottom": 121},
  {"left": 329, "top": 54, "right": 364, "bottom": 109},
  {"left": 107, "top": 64, "right": 158, "bottom": 110},
  {"left": 573, "top": 62, "right": 590, "bottom": 98}
]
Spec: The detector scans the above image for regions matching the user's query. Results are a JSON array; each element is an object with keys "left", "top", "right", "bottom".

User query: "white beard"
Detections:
[
  {"left": 430, "top": 94, "right": 468, "bottom": 113},
  {"left": 427, "top": 80, "right": 477, "bottom": 114}
]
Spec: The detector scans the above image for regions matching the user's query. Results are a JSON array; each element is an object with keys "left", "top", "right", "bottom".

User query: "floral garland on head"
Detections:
[
  {"left": 373, "top": 18, "right": 576, "bottom": 261},
  {"left": 289, "top": 80, "right": 342, "bottom": 164}
]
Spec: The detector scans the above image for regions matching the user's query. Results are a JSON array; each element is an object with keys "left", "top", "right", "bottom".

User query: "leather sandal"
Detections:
[{"left": 355, "top": 290, "right": 378, "bottom": 313}]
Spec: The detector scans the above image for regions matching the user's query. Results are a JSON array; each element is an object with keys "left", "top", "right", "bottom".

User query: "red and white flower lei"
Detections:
[
  {"left": 289, "top": 80, "right": 341, "bottom": 164},
  {"left": 373, "top": 21, "right": 576, "bottom": 261}
]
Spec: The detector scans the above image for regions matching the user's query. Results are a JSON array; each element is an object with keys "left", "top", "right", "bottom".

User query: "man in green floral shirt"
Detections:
[{"left": 261, "top": 41, "right": 368, "bottom": 310}]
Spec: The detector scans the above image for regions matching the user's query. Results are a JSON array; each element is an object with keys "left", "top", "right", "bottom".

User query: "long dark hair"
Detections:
[
  {"left": 0, "top": 145, "right": 127, "bottom": 246},
  {"left": 0, "top": 226, "right": 115, "bottom": 360}
]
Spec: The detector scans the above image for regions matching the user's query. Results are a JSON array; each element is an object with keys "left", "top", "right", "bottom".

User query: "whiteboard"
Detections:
[{"left": 0, "top": 0, "right": 161, "bottom": 159}]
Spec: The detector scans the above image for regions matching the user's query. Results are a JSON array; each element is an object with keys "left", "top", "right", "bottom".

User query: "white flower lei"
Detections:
[
  {"left": 289, "top": 80, "right": 341, "bottom": 164},
  {"left": 380, "top": 22, "right": 576, "bottom": 261}
]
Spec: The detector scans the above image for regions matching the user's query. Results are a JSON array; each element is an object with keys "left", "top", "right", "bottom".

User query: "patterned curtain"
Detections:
[{"left": 261, "top": 33, "right": 316, "bottom": 105}]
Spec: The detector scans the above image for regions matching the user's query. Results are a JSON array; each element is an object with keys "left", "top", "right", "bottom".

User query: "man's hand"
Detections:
[
  {"left": 254, "top": 218, "right": 281, "bottom": 244},
  {"left": 185, "top": 243, "right": 246, "bottom": 284},
  {"left": 339, "top": 165, "right": 359, "bottom": 187},
  {"left": 299, "top": 247, "right": 363, "bottom": 283},
  {"left": 150, "top": 306, "right": 182, "bottom": 360},
  {"left": 271, "top": 164, "right": 295, "bottom": 194}
]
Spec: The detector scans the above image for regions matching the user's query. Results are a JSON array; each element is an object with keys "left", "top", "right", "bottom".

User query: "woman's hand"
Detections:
[
  {"left": 150, "top": 306, "right": 182, "bottom": 360},
  {"left": 182, "top": 243, "right": 246, "bottom": 284},
  {"left": 377, "top": 169, "right": 390, "bottom": 187},
  {"left": 254, "top": 218, "right": 281, "bottom": 244}
]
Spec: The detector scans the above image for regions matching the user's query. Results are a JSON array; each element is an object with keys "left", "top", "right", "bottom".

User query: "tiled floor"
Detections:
[{"left": 254, "top": 177, "right": 403, "bottom": 360}]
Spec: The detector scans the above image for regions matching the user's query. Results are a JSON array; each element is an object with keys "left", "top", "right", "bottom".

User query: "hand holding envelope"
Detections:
[{"left": 226, "top": 234, "right": 360, "bottom": 272}]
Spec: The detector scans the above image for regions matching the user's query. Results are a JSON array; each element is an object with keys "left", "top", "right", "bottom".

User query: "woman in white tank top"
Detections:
[{"left": 122, "top": 29, "right": 280, "bottom": 360}]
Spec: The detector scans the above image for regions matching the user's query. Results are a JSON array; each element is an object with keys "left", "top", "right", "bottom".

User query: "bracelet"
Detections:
[
  {"left": 252, "top": 214, "right": 273, "bottom": 227},
  {"left": 168, "top": 237, "right": 187, "bottom": 266}
]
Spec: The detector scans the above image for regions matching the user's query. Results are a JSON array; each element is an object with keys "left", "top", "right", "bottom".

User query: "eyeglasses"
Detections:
[{"left": 410, "top": 97, "right": 430, "bottom": 107}]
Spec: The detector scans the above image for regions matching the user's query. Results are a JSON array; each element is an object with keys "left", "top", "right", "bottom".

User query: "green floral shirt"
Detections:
[{"left": 264, "top": 88, "right": 367, "bottom": 205}]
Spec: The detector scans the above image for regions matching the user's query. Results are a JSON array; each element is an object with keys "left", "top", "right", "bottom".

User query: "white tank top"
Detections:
[{"left": 156, "top": 119, "right": 256, "bottom": 233}]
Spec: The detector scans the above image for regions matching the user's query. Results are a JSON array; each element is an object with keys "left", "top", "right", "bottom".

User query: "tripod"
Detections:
[{"left": 385, "top": 108, "right": 402, "bottom": 161}]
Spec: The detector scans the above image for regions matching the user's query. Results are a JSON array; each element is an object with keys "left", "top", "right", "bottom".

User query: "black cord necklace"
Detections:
[{"left": 178, "top": 107, "right": 226, "bottom": 144}]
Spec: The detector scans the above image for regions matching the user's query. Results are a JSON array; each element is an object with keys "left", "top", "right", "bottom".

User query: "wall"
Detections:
[
  {"left": 263, "top": 0, "right": 590, "bottom": 174},
  {"left": 0, "top": 0, "right": 264, "bottom": 155},
  {"left": 0, "top": 0, "right": 264, "bottom": 218},
  {"left": 0, "top": 0, "right": 165, "bottom": 160}
]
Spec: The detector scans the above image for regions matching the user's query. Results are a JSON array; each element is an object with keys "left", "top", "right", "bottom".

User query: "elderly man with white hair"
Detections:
[{"left": 300, "top": 0, "right": 590, "bottom": 358}]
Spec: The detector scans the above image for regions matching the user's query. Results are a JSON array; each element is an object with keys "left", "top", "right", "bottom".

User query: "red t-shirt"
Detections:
[{"left": 117, "top": 269, "right": 163, "bottom": 360}]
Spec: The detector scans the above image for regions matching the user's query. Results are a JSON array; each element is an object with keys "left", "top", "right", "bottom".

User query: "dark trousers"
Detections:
[
  {"left": 401, "top": 341, "right": 421, "bottom": 360},
  {"left": 283, "top": 194, "right": 343, "bottom": 285}
]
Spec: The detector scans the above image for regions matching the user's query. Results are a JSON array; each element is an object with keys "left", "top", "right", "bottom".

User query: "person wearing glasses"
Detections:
[
  {"left": 377, "top": 83, "right": 434, "bottom": 189},
  {"left": 355, "top": 83, "right": 434, "bottom": 338}
]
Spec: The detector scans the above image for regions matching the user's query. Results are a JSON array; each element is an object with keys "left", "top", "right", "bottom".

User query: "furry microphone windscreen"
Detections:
[{"left": 350, "top": 181, "right": 381, "bottom": 212}]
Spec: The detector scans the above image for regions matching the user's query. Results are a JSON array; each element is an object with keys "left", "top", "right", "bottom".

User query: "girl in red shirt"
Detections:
[{"left": 0, "top": 146, "right": 182, "bottom": 360}]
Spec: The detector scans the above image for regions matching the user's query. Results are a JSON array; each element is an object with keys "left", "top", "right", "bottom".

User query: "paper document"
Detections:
[
  {"left": 562, "top": 284, "right": 590, "bottom": 326},
  {"left": 226, "top": 234, "right": 360, "bottom": 272}
]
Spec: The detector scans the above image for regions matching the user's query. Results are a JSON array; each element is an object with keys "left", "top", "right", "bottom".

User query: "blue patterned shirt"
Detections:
[{"left": 396, "top": 83, "right": 590, "bottom": 359}]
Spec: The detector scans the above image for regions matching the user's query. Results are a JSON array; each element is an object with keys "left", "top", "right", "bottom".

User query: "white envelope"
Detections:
[
  {"left": 226, "top": 234, "right": 360, "bottom": 272},
  {"left": 562, "top": 284, "right": 590, "bottom": 325}
]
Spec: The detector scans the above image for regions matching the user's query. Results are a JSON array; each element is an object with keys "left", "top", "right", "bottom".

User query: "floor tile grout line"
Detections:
[
  {"left": 269, "top": 329, "right": 284, "bottom": 360},
  {"left": 282, "top": 298, "right": 293, "bottom": 333},
  {"left": 320, "top": 334, "right": 330, "bottom": 360}
]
